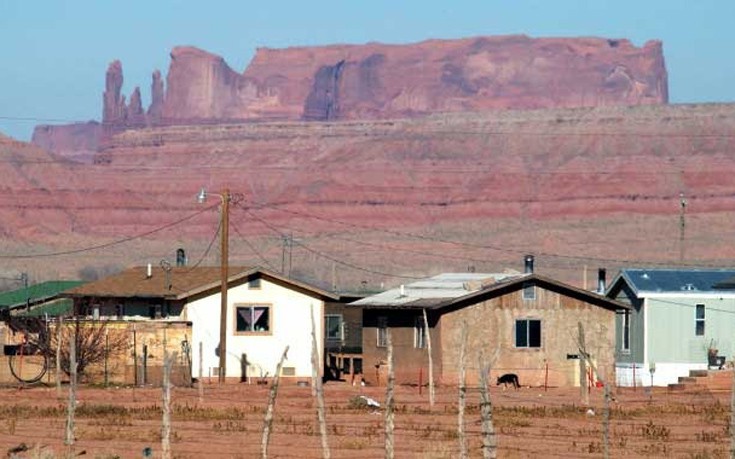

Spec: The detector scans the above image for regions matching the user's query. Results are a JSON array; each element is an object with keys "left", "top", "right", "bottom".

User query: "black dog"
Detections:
[{"left": 496, "top": 373, "right": 520, "bottom": 389}]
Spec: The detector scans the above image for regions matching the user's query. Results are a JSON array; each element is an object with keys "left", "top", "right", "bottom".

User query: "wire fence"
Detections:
[{"left": 0, "top": 379, "right": 731, "bottom": 458}]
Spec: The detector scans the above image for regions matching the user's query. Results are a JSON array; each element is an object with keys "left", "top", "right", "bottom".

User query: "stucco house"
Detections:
[
  {"left": 606, "top": 268, "right": 735, "bottom": 387},
  {"left": 62, "top": 265, "right": 355, "bottom": 382},
  {"left": 353, "top": 258, "right": 628, "bottom": 388}
]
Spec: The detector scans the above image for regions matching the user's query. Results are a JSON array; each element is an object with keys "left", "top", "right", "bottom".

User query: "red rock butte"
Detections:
[{"left": 32, "top": 35, "right": 667, "bottom": 155}]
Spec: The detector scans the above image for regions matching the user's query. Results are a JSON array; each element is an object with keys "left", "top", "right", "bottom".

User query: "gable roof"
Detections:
[
  {"left": 352, "top": 272, "right": 518, "bottom": 308},
  {"left": 61, "top": 266, "right": 341, "bottom": 302},
  {"left": 354, "top": 272, "right": 628, "bottom": 312},
  {"left": 608, "top": 268, "right": 735, "bottom": 297},
  {"left": 0, "top": 280, "right": 84, "bottom": 310}
]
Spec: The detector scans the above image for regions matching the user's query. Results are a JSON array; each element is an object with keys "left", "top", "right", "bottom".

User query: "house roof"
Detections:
[
  {"left": 0, "top": 280, "right": 84, "bottom": 310},
  {"left": 61, "top": 266, "right": 341, "bottom": 302},
  {"left": 16, "top": 298, "right": 73, "bottom": 317},
  {"left": 351, "top": 272, "right": 518, "bottom": 308},
  {"left": 353, "top": 272, "right": 629, "bottom": 312},
  {"left": 609, "top": 268, "right": 735, "bottom": 296}
]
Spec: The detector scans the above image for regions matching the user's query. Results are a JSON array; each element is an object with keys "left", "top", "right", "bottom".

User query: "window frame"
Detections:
[
  {"left": 621, "top": 309, "right": 631, "bottom": 353},
  {"left": 325, "top": 314, "right": 344, "bottom": 341},
  {"left": 377, "top": 316, "right": 388, "bottom": 348},
  {"left": 695, "top": 303, "right": 705, "bottom": 336},
  {"left": 234, "top": 304, "right": 272, "bottom": 335},
  {"left": 515, "top": 318, "right": 542, "bottom": 349},
  {"left": 414, "top": 315, "right": 427, "bottom": 349}
]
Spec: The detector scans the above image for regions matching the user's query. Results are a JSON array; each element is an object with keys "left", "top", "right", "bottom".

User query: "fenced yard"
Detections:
[{"left": 0, "top": 380, "right": 731, "bottom": 458}]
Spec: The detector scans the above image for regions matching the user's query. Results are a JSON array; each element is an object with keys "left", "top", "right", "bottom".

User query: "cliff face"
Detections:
[
  {"left": 32, "top": 35, "right": 668, "bottom": 156},
  {"left": 8, "top": 103, "right": 735, "bottom": 285}
]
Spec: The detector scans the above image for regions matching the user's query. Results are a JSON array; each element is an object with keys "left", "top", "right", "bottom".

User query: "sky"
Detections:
[{"left": 1, "top": 0, "right": 734, "bottom": 141}]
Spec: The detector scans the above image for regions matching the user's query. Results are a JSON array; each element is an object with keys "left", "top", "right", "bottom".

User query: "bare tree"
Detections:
[{"left": 12, "top": 317, "right": 128, "bottom": 379}]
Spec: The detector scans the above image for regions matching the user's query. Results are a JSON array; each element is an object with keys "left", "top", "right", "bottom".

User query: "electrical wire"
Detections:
[
  {"left": 250, "top": 204, "right": 730, "bottom": 269},
  {"left": 239, "top": 204, "right": 422, "bottom": 280},
  {"left": 0, "top": 205, "right": 216, "bottom": 259},
  {"left": 228, "top": 216, "right": 279, "bottom": 272}
]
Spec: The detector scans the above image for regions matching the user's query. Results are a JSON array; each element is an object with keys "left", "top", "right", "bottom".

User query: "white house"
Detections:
[{"left": 63, "top": 265, "right": 346, "bottom": 382}]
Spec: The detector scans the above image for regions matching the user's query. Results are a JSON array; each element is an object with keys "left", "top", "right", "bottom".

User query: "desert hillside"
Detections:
[{"left": 2, "top": 103, "right": 735, "bottom": 290}]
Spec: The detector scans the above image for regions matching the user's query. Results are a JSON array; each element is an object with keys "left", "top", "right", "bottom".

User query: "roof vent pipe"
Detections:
[
  {"left": 146, "top": 263, "right": 152, "bottom": 279},
  {"left": 524, "top": 255, "right": 534, "bottom": 274},
  {"left": 597, "top": 268, "right": 607, "bottom": 294},
  {"left": 400, "top": 284, "right": 405, "bottom": 297}
]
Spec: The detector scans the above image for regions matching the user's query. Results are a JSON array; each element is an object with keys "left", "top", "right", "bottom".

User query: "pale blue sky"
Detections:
[{"left": 1, "top": 0, "right": 734, "bottom": 140}]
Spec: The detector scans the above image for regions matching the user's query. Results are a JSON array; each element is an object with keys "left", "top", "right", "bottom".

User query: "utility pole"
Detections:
[
  {"left": 219, "top": 189, "right": 229, "bottom": 384},
  {"left": 197, "top": 187, "right": 231, "bottom": 384}
]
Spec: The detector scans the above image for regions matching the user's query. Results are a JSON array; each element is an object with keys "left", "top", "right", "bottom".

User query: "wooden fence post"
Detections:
[
  {"left": 423, "top": 308, "right": 435, "bottom": 409},
  {"left": 479, "top": 354, "right": 497, "bottom": 459},
  {"left": 64, "top": 335, "right": 76, "bottom": 449},
  {"left": 578, "top": 322, "right": 589, "bottom": 406},
  {"left": 198, "top": 341, "right": 204, "bottom": 403},
  {"left": 161, "top": 350, "right": 175, "bottom": 459},
  {"left": 730, "top": 363, "right": 735, "bottom": 459},
  {"left": 385, "top": 329, "right": 395, "bottom": 459},
  {"left": 457, "top": 323, "right": 468, "bottom": 459},
  {"left": 56, "top": 316, "right": 62, "bottom": 397},
  {"left": 310, "top": 304, "right": 331, "bottom": 459},
  {"left": 577, "top": 321, "right": 609, "bottom": 459},
  {"left": 261, "top": 346, "right": 289, "bottom": 459}
]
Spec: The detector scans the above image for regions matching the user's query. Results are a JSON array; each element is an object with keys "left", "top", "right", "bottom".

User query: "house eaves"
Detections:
[{"left": 439, "top": 274, "right": 630, "bottom": 313}]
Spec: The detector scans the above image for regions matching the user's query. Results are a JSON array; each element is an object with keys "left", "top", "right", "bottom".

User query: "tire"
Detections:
[{"left": 8, "top": 351, "right": 48, "bottom": 384}]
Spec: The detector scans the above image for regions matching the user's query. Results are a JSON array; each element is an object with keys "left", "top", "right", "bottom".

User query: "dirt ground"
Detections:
[{"left": 0, "top": 380, "right": 730, "bottom": 458}]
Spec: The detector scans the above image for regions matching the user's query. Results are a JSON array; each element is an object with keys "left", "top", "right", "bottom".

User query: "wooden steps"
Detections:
[{"left": 667, "top": 369, "right": 732, "bottom": 392}]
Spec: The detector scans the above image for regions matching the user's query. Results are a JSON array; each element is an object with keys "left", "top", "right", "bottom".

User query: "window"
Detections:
[
  {"left": 414, "top": 315, "right": 426, "bottom": 349},
  {"left": 522, "top": 281, "right": 535, "bottom": 300},
  {"left": 377, "top": 316, "right": 388, "bottom": 347},
  {"left": 515, "top": 319, "right": 541, "bottom": 348},
  {"left": 621, "top": 310, "right": 631, "bottom": 352},
  {"left": 248, "top": 277, "right": 261, "bottom": 289},
  {"left": 325, "top": 315, "right": 343, "bottom": 341},
  {"left": 695, "top": 304, "right": 705, "bottom": 336},
  {"left": 235, "top": 305, "right": 270, "bottom": 333}
]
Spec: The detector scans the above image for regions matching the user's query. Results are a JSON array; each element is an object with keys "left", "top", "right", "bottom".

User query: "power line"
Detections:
[
  {"left": 252, "top": 204, "right": 725, "bottom": 269},
  {"left": 0, "top": 205, "right": 216, "bottom": 259},
  {"left": 228, "top": 215, "right": 279, "bottom": 272},
  {"left": 239, "top": 204, "right": 422, "bottom": 280}
]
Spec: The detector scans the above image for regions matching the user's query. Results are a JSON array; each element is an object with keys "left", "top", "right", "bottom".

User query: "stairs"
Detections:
[{"left": 668, "top": 369, "right": 732, "bottom": 391}]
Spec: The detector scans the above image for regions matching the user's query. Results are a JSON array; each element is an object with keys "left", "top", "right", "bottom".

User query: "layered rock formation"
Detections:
[
  {"left": 32, "top": 35, "right": 667, "bottom": 156},
  {"left": 8, "top": 103, "right": 735, "bottom": 286}
]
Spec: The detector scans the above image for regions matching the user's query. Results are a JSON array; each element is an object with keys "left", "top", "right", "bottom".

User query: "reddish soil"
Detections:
[{"left": 0, "top": 381, "right": 729, "bottom": 458}]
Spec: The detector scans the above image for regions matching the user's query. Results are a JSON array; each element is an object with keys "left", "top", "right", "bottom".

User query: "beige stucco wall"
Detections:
[{"left": 440, "top": 286, "right": 616, "bottom": 388}]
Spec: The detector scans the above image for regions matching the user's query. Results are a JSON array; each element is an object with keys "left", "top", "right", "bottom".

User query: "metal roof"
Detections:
[
  {"left": 616, "top": 268, "right": 735, "bottom": 295},
  {"left": 0, "top": 280, "right": 84, "bottom": 309},
  {"left": 351, "top": 272, "right": 519, "bottom": 306}
]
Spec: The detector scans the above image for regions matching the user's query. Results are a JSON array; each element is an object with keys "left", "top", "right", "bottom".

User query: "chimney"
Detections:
[
  {"left": 524, "top": 255, "right": 534, "bottom": 274},
  {"left": 597, "top": 268, "right": 607, "bottom": 294},
  {"left": 146, "top": 263, "right": 152, "bottom": 279}
]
